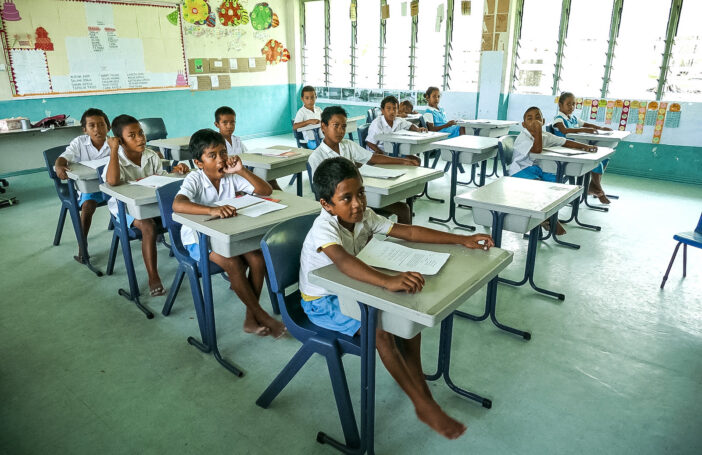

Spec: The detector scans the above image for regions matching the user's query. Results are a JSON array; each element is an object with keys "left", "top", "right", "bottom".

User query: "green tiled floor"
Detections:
[{"left": 1, "top": 135, "right": 701, "bottom": 454}]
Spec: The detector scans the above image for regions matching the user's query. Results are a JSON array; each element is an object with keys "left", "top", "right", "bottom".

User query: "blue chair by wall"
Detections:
[
  {"left": 545, "top": 124, "right": 556, "bottom": 135},
  {"left": 289, "top": 120, "right": 317, "bottom": 191},
  {"left": 139, "top": 117, "right": 167, "bottom": 141},
  {"left": 660, "top": 213, "right": 702, "bottom": 289},
  {"left": 256, "top": 214, "right": 362, "bottom": 449}
]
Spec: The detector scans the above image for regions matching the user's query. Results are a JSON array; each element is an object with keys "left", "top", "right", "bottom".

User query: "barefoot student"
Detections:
[
  {"left": 172, "top": 129, "right": 286, "bottom": 338},
  {"left": 299, "top": 157, "right": 495, "bottom": 439}
]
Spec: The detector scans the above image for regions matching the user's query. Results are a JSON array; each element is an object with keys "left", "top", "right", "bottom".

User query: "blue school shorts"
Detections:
[
  {"left": 592, "top": 158, "right": 610, "bottom": 175},
  {"left": 113, "top": 213, "right": 135, "bottom": 227},
  {"left": 301, "top": 294, "right": 361, "bottom": 336},
  {"left": 513, "top": 165, "right": 557, "bottom": 182},
  {"left": 185, "top": 243, "right": 213, "bottom": 261},
  {"left": 78, "top": 191, "right": 106, "bottom": 207},
  {"left": 307, "top": 139, "right": 319, "bottom": 150}
]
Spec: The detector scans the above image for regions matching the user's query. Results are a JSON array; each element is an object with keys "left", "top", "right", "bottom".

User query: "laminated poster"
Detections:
[
  {"left": 664, "top": 103, "right": 681, "bottom": 128},
  {"left": 589, "top": 99, "right": 599, "bottom": 120},
  {"left": 605, "top": 100, "right": 615, "bottom": 124},
  {"left": 652, "top": 102, "right": 667, "bottom": 144},
  {"left": 635, "top": 102, "right": 646, "bottom": 134},
  {"left": 580, "top": 99, "right": 592, "bottom": 120},
  {"left": 618, "top": 100, "right": 630, "bottom": 131},
  {"left": 595, "top": 100, "right": 606, "bottom": 122},
  {"left": 644, "top": 101, "right": 658, "bottom": 126}
]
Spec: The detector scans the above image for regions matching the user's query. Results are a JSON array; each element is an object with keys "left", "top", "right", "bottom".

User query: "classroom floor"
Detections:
[{"left": 1, "top": 134, "right": 701, "bottom": 455}]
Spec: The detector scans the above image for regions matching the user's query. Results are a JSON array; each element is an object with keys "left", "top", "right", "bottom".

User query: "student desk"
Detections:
[
  {"left": 428, "top": 136, "right": 499, "bottom": 230},
  {"left": 309, "top": 241, "right": 513, "bottom": 454},
  {"left": 345, "top": 115, "right": 366, "bottom": 140},
  {"left": 455, "top": 177, "right": 583, "bottom": 338},
  {"left": 172, "top": 191, "right": 320, "bottom": 375},
  {"left": 147, "top": 137, "right": 190, "bottom": 161},
  {"left": 0, "top": 125, "right": 82, "bottom": 176},
  {"left": 373, "top": 131, "right": 448, "bottom": 157},
  {"left": 457, "top": 120, "right": 519, "bottom": 179},
  {"left": 565, "top": 130, "right": 630, "bottom": 147},
  {"left": 99, "top": 176, "right": 184, "bottom": 317},
  {"left": 362, "top": 165, "right": 443, "bottom": 212},
  {"left": 239, "top": 146, "right": 312, "bottom": 196},
  {"left": 532, "top": 147, "right": 616, "bottom": 237}
]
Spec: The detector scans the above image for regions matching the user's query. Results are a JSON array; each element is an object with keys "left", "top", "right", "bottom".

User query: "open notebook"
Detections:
[{"left": 214, "top": 194, "right": 287, "bottom": 217}]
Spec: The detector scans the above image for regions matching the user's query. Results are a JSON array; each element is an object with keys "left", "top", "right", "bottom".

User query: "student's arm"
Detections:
[
  {"left": 523, "top": 120, "right": 544, "bottom": 154},
  {"left": 582, "top": 121, "right": 611, "bottom": 131},
  {"left": 366, "top": 141, "right": 384, "bottom": 155},
  {"left": 388, "top": 224, "right": 494, "bottom": 250},
  {"left": 554, "top": 121, "right": 596, "bottom": 135},
  {"left": 54, "top": 156, "right": 70, "bottom": 180},
  {"left": 105, "top": 137, "right": 122, "bottom": 185},
  {"left": 292, "top": 119, "right": 320, "bottom": 130},
  {"left": 368, "top": 153, "right": 419, "bottom": 167},
  {"left": 323, "top": 244, "right": 425, "bottom": 293},
  {"left": 564, "top": 139, "right": 597, "bottom": 152},
  {"left": 224, "top": 155, "right": 272, "bottom": 195},
  {"left": 409, "top": 123, "right": 428, "bottom": 133},
  {"left": 172, "top": 194, "right": 237, "bottom": 218},
  {"left": 426, "top": 120, "right": 457, "bottom": 132}
]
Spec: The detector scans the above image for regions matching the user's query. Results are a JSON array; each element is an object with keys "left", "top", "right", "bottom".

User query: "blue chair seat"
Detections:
[
  {"left": 661, "top": 213, "right": 702, "bottom": 288},
  {"left": 674, "top": 231, "right": 702, "bottom": 249}
]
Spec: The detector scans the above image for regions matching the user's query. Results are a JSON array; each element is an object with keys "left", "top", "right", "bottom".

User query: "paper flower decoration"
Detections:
[
  {"left": 166, "top": 10, "right": 179, "bottom": 26},
  {"left": 218, "top": 1, "right": 249, "bottom": 26},
  {"left": 261, "top": 39, "right": 289, "bottom": 64},
  {"left": 250, "top": 2, "right": 277, "bottom": 30},
  {"left": 183, "top": 0, "right": 210, "bottom": 25}
]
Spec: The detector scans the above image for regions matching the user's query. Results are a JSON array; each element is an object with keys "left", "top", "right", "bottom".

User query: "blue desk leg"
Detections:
[
  {"left": 115, "top": 201, "right": 153, "bottom": 319},
  {"left": 454, "top": 212, "right": 531, "bottom": 339},
  {"left": 558, "top": 174, "right": 601, "bottom": 231},
  {"left": 196, "top": 232, "right": 244, "bottom": 377},
  {"left": 67, "top": 181, "right": 103, "bottom": 276},
  {"left": 295, "top": 172, "right": 303, "bottom": 197},
  {"left": 416, "top": 151, "right": 444, "bottom": 203},
  {"left": 457, "top": 162, "right": 477, "bottom": 186},
  {"left": 428, "top": 151, "right": 476, "bottom": 231}
]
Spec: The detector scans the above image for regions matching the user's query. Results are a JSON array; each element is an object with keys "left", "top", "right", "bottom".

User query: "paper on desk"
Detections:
[
  {"left": 359, "top": 166, "right": 406, "bottom": 179},
  {"left": 130, "top": 175, "right": 182, "bottom": 187},
  {"left": 357, "top": 238, "right": 450, "bottom": 275},
  {"left": 214, "top": 194, "right": 262, "bottom": 209},
  {"left": 79, "top": 156, "right": 110, "bottom": 169},
  {"left": 237, "top": 200, "right": 287, "bottom": 217},
  {"left": 248, "top": 148, "right": 298, "bottom": 157},
  {"left": 543, "top": 146, "right": 586, "bottom": 156}
]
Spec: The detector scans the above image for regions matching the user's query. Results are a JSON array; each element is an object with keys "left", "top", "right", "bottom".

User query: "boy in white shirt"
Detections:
[
  {"left": 172, "top": 128, "right": 285, "bottom": 338},
  {"left": 299, "top": 156, "right": 493, "bottom": 440},
  {"left": 308, "top": 106, "right": 419, "bottom": 224},
  {"left": 365, "top": 95, "right": 426, "bottom": 156},
  {"left": 292, "top": 86, "right": 323, "bottom": 149},
  {"left": 54, "top": 108, "right": 111, "bottom": 262}
]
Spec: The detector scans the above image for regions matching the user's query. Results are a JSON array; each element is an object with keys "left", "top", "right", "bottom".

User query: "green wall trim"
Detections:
[{"left": 608, "top": 142, "right": 702, "bottom": 186}]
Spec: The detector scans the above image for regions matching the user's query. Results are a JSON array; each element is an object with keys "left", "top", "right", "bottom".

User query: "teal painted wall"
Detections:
[
  {"left": 0, "top": 84, "right": 295, "bottom": 140},
  {"left": 607, "top": 142, "right": 702, "bottom": 186}
]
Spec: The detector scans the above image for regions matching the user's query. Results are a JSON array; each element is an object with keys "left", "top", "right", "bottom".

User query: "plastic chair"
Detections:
[
  {"left": 289, "top": 119, "right": 317, "bottom": 190},
  {"left": 256, "top": 214, "right": 362, "bottom": 449},
  {"left": 545, "top": 124, "right": 556, "bottom": 135},
  {"left": 138, "top": 117, "right": 168, "bottom": 142},
  {"left": 365, "top": 107, "right": 380, "bottom": 124},
  {"left": 660, "top": 213, "right": 702, "bottom": 289},
  {"left": 497, "top": 135, "right": 517, "bottom": 176},
  {"left": 357, "top": 123, "right": 369, "bottom": 149}
]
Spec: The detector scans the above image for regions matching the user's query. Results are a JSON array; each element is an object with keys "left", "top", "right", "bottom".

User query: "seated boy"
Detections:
[
  {"left": 103, "top": 115, "right": 190, "bottom": 297},
  {"left": 214, "top": 105, "right": 282, "bottom": 191},
  {"left": 54, "top": 108, "right": 112, "bottom": 262},
  {"left": 172, "top": 129, "right": 285, "bottom": 338},
  {"left": 292, "top": 85, "right": 323, "bottom": 149},
  {"left": 299, "top": 157, "right": 494, "bottom": 439},
  {"left": 365, "top": 95, "right": 427, "bottom": 156},
  {"left": 308, "top": 106, "right": 420, "bottom": 224},
  {"left": 398, "top": 99, "right": 418, "bottom": 118}
]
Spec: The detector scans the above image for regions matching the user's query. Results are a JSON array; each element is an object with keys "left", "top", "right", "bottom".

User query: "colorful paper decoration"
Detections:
[
  {"left": 652, "top": 102, "right": 667, "bottom": 144},
  {"left": 605, "top": 100, "right": 615, "bottom": 124},
  {"left": 664, "top": 103, "right": 681, "bottom": 128},
  {"left": 175, "top": 71, "right": 188, "bottom": 87},
  {"left": 1, "top": 0, "right": 21, "bottom": 21},
  {"left": 205, "top": 11, "right": 217, "bottom": 27},
  {"left": 167, "top": 10, "right": 179, "bottom": 25},
  {"left": 34, "top": 27, "right": 53, "bottom": 51},
  {"left": 618, "top": 100, "right": 630, "bottom": 131},
  {"left": 183, "top": 0, "right": 211, "bottom": 25},
  {"left": 589, "top": 99, "right": 599, "bottom": 120},
  {"left": 635, "top": 102, "right": 646, "bottom": 134},
  {"left": 261, "top": 39, "right": 290, "bottom": 64},
  {"left": 218, "top": 1, "right": 249, "bottom": 26},
  {"left": 250, "top": 3, "right": 278, "bottom": 30},
  {"left": 461, "top": 0, "right": 472, "bottom": 15},
  {"left": 644, "top": 101, "right": 658, "bottom": 126}
]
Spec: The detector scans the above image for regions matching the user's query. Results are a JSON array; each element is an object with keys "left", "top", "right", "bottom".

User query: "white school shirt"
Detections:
[
  {"left": 294, "top": 105, "right": 324, "bottom": 142},
  {"left": 59, "top": 134, "right": 111, "bottom": 163},
  {"left": 308, "top": 139, "right": 373, "bottom": 178},
  {"left": 552, "top": 110, "right": 585, "bottom": 128},
  {"left": 299, "top": 207, "right": 394, "bottom": 299},
  {"left": 509, "top": 128, "right": 566, "bottom": 176},
  {"left": 102, "top": 147, "right": 165, "bottom": 217},
  {"left": 175, "top": 169, "right": 255, "bottom": 246},
  {"left": 224, "top": 135, "right": 247, "bottom": 156},
  {"left": 365, "top": 115, "right": 412, "bottom": 153}
]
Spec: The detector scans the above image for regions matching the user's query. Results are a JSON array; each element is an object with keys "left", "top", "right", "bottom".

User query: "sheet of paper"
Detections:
[
  {"left": 210, "top": 75, "right": 219, "bottom": 88},
  {"left": 543, "top": 147, "right": 586, "bottom": 156},
  {"left": 214, "top": 194, "right": 263, "bottom": 209},
  {"left": 130, "top": 175, "right": 182, "bottom": 187},
  {"left": 237, "top": 200, "right": 287, "bottom": 218},
  {"left": 357, "top": 238, "right": 450, "bottom": 275},
  {"left": 248, "top": 148, "right": 298, "bottom": 157},
  {"left": 79, "top": 156, "right": 110, "bottom": 169},
  {"left": 359, "top": 166, "right": 406, "bottom": 179},
  {"left": 248, "top": 58, "right": 257, "bottom": 69},
  {"left": 229, "top": 58, "right": 238, "bottom": 70}
]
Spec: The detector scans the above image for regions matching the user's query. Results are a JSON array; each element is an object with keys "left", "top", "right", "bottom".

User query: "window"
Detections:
[
  {"left": 607, "top": 1, "right": 672, "bottom": 99},
  {"left": 382, "top": 0, "right": 412, "bottom": 89},
  {"left": 414, "top": 0, "right": 448, "bottom": 91},
  {"left": 355, "top": 0, "right": 381, "bottom": 88},
  {"left": 664, "top": 0, "right": 702, "bottom": 100},
  {"left": 329, "top": 0, "right": 352, "bottom": 87},
  {"left": 512, "top": 0, "right": 562, "bottom": 95},
  {"left": 302, "top": 0, "right": 327, "bottom": 86},
  {"left": 448, "top": 0, "right": 484, "bottom": 91},
  {"left": 558, "top": 0, "right": 613, "bottom": 98}
]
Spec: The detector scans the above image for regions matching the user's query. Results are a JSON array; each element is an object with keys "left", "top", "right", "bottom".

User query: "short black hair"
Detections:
[
  {"left": 400, "top": 100, "right": 413, "bottom": 109},
  {"left": 301, "top": 85, "right": 316, "bottom": 97},
  {"left": 321, "top": 106, "right": 348, "bottom": 125},
  {"left": 111, "top": 114, "right": 140, "bottom": 139},
  {"left": 523, "top": 106, "right": 543, "bottom": 120},
  {"left": 381, "top": 95, "right": 399, "bottom": 109},
  {"left": 214, "top": 106, "right": 236, "bottom": 123},
  {"left": 189, "top": 128, "right": 226, "bottom": 161},
  {"left": 313, "top": 157, "right": 361, "bottom": 203},
  {"left": 424, "top": 86, "right": 439, "bottom": 100},
  {"left": 558, "top": 92, "right": 575, "bottom": 105},
  {"left": 81, "top": 108, "right": 110, "bottom": 129}
]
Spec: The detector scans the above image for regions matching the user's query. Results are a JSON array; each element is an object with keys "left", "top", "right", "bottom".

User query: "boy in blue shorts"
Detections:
[
  {"left": 172, "top": 129, "right": 285, "bottom": 338},
  {"left": 299, "top": 157, "right": 494, "bottom": 439}
]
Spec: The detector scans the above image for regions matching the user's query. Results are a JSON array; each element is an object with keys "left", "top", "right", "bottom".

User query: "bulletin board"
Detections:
[{"left": 0, "top": 0, "right": 188, "bottom": 97}]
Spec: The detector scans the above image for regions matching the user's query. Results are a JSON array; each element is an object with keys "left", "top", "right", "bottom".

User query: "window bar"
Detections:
[
  {"left": 600, "top": 0, "right": 623, "bottom": 98},
  {"left": 656, "top": 0, "right": 683, "bottom": 100},
  {"left": 552, "top": 0, "right": 571, "bottom": 96},
  {"left": 442, "top": 0, "right": 455, "bottom": 91},
  {"left": 379, "top": 0, "right": 387, "bottom": 88},
  {"left": 408, "top": 7, "right": 418, "bottom": 90},
  {"left": 300, "top": 1, "right": 307, "bottom": 84},
  {"left": 509, "top": 0, "right": 525, "bottom": 92},
  {"left": 324, "top": 0, "right": 331, "bottom": 87},
  {"left": 351, "top": 1, "right": 358, "bottom": 87}
]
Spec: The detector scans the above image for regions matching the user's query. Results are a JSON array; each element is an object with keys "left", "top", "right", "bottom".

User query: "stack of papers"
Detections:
[
  {"left": 356, "top": 238, "right": 450, "bottom": 275},
  {"left": 80, "top": 157, "right": 110, "bottom": 169},
  {"left": 130, "top": 175, "right": 183, "bottom": 187},
  {"left": 359, "top": 166, "right": 406, "bottom": 179},
  {"left": 543, "top": 146, "right": 586, "bottom": 156},
  {"left": 248, "top": 148, "right": 299, "bottom": 157},
  {"left": 215, "top": 194, "right": 287, "bottom": 218}
]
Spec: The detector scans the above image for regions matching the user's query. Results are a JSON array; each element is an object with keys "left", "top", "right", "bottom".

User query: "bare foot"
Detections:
[
  {"left": 415, "top": 401, "right": 467, "bottom": 439},
  {"left": 555, "top": 221, "right": 567, "bottom": 236},
  {"left": 73, "top": 254, "right": 83, "bottom": 264},
  {"left": 597, "top": 193, "right": 611, "bottom": 204},
  {"left": 256, "top": 313, "right": 287, "bottom": 339},
  {"left": 244, "top": 310, "right": 270, "bottom": 336}
]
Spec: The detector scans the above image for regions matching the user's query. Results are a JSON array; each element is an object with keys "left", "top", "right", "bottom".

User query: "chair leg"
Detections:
[
  {"left": 256, "top": 343, "right": 316, "bottom": 408},
  {"left": 264, "top": 276, "right": 280, "bottom": 315},
  {"left": 107, "top": 218, "right": 114, "bottom": 231},
  {"left": 325, "top": 350, "right": 361, "bottom": 448},
  {"left": 53, "top": 206, "right": 68, "bottom": 246},
  {"left": 162, "top": 267, "right": 186, "bottom": 316},
  {"left": 683, "top": 244, "right": 687, "bottom": 278},
  {"left": 288, "top": 174, "right": 298, "bottom": 186},
  {"left": 106, "top": 231, "right": 120, "bottom": 275},
  {"left": 660, "top": 242, "right": 682, "bottom": 289},
  {"left": 431, "top": 152, "right": 440, "bottom": 169}
]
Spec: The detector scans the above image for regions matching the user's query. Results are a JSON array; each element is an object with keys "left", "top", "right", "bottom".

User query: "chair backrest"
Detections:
[
  {"left": 418, "top": 115, "right": 428, "bottom": 129},
  {"left": 307, "top": 162, "right": 319, "bottom": 201},
  {"left": 497, "top": 135, "right": 518, "bottom": 176},
  {"left": 291, "top": 119, "right": 308, "bottom": 149},
  {"left": 155, "top": 180, "right": 191, "bottom": 263},
  {"left": 357, "top": 123, "right": 370, "bottom": 149},
  {"left": 139, "top": 118, "right": 168, "bottom": 142},
  {"left": 696, "top": 213, "right": 702, "bottom": 235},
  {"left": 43, "top": 145, "right": 71, "bottom": 200},
  {"left": 260, "top": 214, "right": 320, "bottom": 341},
  {"left": 545, "top": 123, "right": 556, "bottom": 135}
]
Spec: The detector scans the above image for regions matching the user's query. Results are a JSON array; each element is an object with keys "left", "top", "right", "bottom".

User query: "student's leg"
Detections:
[
  {"left": 242, "top": 250, "right": 286, "bottom": 337},
  {"left": 132, "top": 218, "right": 163, "bottom": 293},
  {"left": 74, "top": 198, "right": 98, "bottom": 261},
  {"left": 512, "top": 165, "right": 541, "bottom": 180},
  {"left": 375, "top": 330, "right": 466, "bottom": 439}
]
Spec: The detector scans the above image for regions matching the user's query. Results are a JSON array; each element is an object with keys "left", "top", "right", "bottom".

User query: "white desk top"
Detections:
[
  {"left": 432, "top": 135, "right": 499, "bottom": 152},
  {"left": 362, "top": 165, "right": 443, "bottom": 195},
  {"left": 0, "top": 125, "right": 82, "bottom": 136},
  {"left": 455, "top": 177, "right": 583, "bottom": 218},
  {"left": 375, "top": 131, "right": 448, "bottom": 144},
  {"left": 457, "top": 119, "right": 518, "bottom": 128},
  {"left": 296, "top": 123, "right": 322, "bottom": 133},
  {"left": 348, "top": 115, "right": 366, "bottom": 123},
  {"left": 566, "top": 130, "right": 630, "bottom": 142},
  {"left": 240, "top": 146, "right": 312, "bottom": 170},
  {"left": 309, "top": 241, "right": 513, "bottom": 328},
  {"left": 99, "top": 173, "right": 184, "bottom": 206},
  {"left": 147, "top": 136, "right": 190, "bottom": 149},
  {"left": 532, "top": 146, "right": 615, "bottom": 165},
  {"left": 65, "top": 162, "right": 100, "bottom": 182}
]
